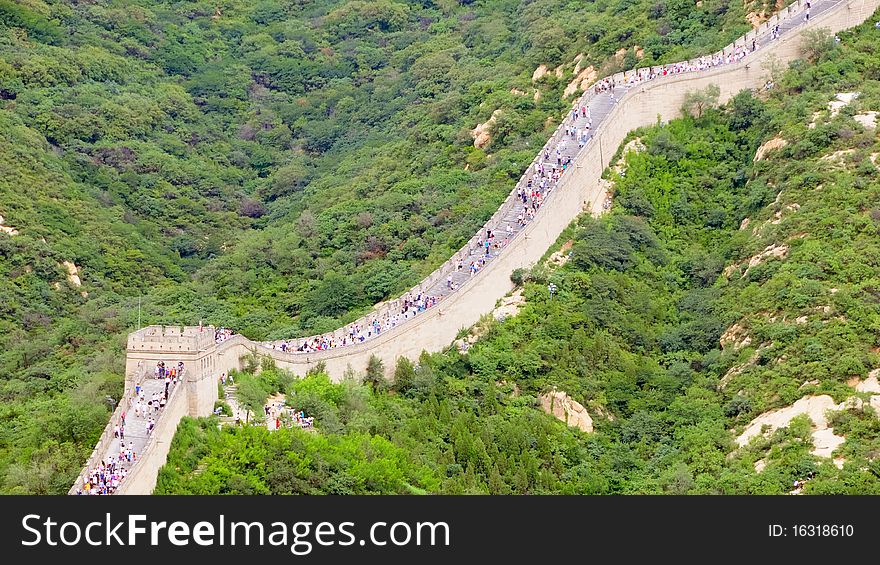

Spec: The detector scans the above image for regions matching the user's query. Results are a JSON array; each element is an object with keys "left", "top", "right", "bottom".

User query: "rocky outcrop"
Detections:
[
  {"left": 0, "top": 214, "right": 18, "bottom": 236},
  {"left": 563, "top": 65, "right": 597, "bottom": 98},
  {"left": 853, "top": 111, "right": 878, "bottom": 129},
  {"left": 737, "top": 386, "right": 880, "bottom": 462},
  {"left": 736, "top": 394, "right": 841, "bottom": 449},
  {"left": 539, "top": 389, "right": 593, "bottom": 433},
  {"left": 546, "top": 240, "right": 574, "bottom": 269},
  {"left": 492, "top": 288, "right": 525, "bottom": 321},
  {"left": 719, "top": 345, "right": 769, "bottom": 389},
  {"left": 532, "top": 64, "right": 549, "bottom": 82},
  {"left": 453, "top": 289, "right": 526, "bottom": 352},
  {"left": 471, "top": 109, "right": 502, "bottom": 149},
  {"left": 572, "top": 53, "right": 586, "bottom": 74},
  {"left": 745, "top": 243, "right": 788, "bottom": 273},
  {"left": 63, "top": 261, "right": 82, "bottom": 287},
  {"left": 720, "top": 322, "right": 752, "bottom": 351},
  {"left": 746, "top": 11, "right": 768, "bottom": 28},
  {"left": 852, "top": 369, "right": 880, "bottom": 393},
  {"left": 724, "top": 243, "right": 789, "bottom": 278},
  {"left": 828, "top": 92, "right": 859, "bottom": 116},
  {"left": 613, "top": 137, "right": 645, "bottom": 175},
  {"left": 753, "top": 136, "right": 787, "bottom": 161},
  {"left": 769, "top": 203, "right": 799, "bottom": 225}
]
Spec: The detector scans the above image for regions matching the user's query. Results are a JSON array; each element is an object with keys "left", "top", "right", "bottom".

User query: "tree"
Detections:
[
  {"left": 393, "top": 357, "right": 416, "bottom": 393},
  {"left": 571, "top": 218, "right": 634, "bottom": 272},
  {"left": 304, "top": 271, "right": 359, "bottom": 318},
  {"left": 364, "top": 355, "right": 386, "bottom": 391},
  {"left": 727, "top": 91, "right": 765, "bottom": 132},
  {"left": 617, "top": 187, "right": 655, "bottom": 218},
  {"left": 799, "top": 28, "right": 837, "bottom": 64},
  {"left": 682, "top": 84, "right": 720, "bottom": 118}
]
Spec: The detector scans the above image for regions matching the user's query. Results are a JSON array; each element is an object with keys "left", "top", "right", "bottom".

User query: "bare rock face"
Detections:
[
  {"left": 471, "top": 109, "right": 502, "bottom": 149},
  {"left": 572, "top": 53, "right": 586, "bottom": 74},
  {"left": 736, "top": 387, "right": 880, "bottom": 462},
  {"left": 63, "top": 260, "right": 82, "bottom": 287},
  {"left": 546, "top": 240, "right": 574, "bottom": 269},
  {"left": 853, "top": 369, "right": 880, "bottom": 393},
  {"left": 724, "top": 243, "right": 790, "bottom": 279},
  {"left": 737, "top": 395, "right": 837, "bottom": 447},
  {"left": 493, "top": 289, "right": 525, "bottom": 321},
  {"left": 539, "top": 389, "right": 593, "bottom": 433},
  {"left": 736, "top": 395, "right": 845, "bottom": 461},
  {"left": 853, "top": 111, "right": 878, "bottom": 129},
  {"left": 745, "top": 243, "right": 788, "bottom": 272},
  {"left": 720, "top": 322, "right": 752, "bottom": 351},
  {"left": 532, "top": 64, "right": 549, "bottom": 82},
  {"left": 0, "top": 214, "right": 18, "bottom": 236},
  {"left": 563, "top": 65, "right": 597, "bottom": 98},
  {"left": 828, "top": 92, "right": 859, "bottom": 117},
  {"left": 746, "top": 11, "right": 768, "bottom": 29},
  {"left": 753, "top": 136, "right": 787, "bottom": 162}
]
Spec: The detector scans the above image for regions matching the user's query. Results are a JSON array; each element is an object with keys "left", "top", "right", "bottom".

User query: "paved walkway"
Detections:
[
  {"left": 220, "top": 382, "right": 249, "bottom": 425},
  {"left": 72, "top": 369, "right": 181, "bottom": 494},
  {"left": 107, "top": 375, "right": 169, "bottom": 467}
]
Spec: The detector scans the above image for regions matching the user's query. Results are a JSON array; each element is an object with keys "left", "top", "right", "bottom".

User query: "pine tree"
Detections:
[
  {"left": 392, "top": 357, "right": 416, "bottom": 393},
  {"left": 364, "top": 354, "right": 385, "bottom": 391}
]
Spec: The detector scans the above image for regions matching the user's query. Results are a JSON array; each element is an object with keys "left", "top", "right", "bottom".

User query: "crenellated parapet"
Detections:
[{"left": 127, "top": 325, "right": 216, "bottom": 353}]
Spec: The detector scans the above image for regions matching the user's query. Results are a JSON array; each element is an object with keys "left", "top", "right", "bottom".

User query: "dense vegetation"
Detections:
[
  {"left": 157, "top": 16, "right": 880, "bottom": 495},
  {"left": 0, "top": 0, "right": 767, "bottom": 493}
]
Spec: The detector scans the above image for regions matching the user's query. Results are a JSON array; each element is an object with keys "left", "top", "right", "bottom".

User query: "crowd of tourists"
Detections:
[
  {"left": 266, "top": 291, "right": 442, "bottom": 354},
  {"left": 589, "top": 2, "right": 820, "bottom": 95},
  {"left": 215, "top": 327, "right": 234, "bottom": 343},
  {"left": 73, "top": 361, "right": 184, "bottom": 495},
  {"left": 263, "top": 400, "right": 315, "bottom": 431}
]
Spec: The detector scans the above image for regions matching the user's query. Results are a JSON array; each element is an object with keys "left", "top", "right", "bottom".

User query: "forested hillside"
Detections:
[
  {"left": 0, "top": 0, "right": 763, "bottom": 493},
  {"left": 158, "top": 16, "right": 880, "bottom": 495}
]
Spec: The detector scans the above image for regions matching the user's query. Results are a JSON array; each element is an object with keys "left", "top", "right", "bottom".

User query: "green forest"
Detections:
[
  {"left": 0, "top": 0, "right": 765, "bottom": 493},
  {"left": 157, "top": 17, "right": 880, "bottom": 495}
]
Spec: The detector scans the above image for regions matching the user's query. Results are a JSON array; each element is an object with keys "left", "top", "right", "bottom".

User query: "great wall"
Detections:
[{"left": 71, "top": 0, "right": 880, "bottom": 494}]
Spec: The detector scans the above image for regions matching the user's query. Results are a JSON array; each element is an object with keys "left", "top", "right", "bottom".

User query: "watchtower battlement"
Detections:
[{"left": 127, "top": 325, "right": 216, "bottom": 353}]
